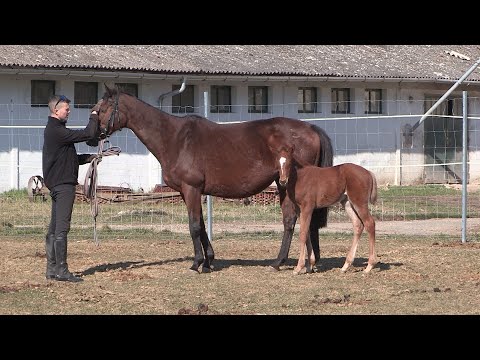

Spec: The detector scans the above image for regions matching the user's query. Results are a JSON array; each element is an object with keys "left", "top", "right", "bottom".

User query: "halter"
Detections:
[{"left": 103, "top": 91, "right": 120, "bottom": 138}]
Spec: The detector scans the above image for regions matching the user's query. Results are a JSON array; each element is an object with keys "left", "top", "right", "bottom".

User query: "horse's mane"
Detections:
[{"left": 106, "top": 88, "right": 210, "bottom": 121}]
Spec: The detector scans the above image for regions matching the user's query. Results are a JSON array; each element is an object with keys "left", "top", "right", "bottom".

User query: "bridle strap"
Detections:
[{"left": 106, "top": 91, "right": 120, "bottom": 136}]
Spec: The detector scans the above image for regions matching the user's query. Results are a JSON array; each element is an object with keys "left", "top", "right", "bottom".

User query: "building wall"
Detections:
[{"left": 1, "top": 72, "right": 480, "bottom": 193}]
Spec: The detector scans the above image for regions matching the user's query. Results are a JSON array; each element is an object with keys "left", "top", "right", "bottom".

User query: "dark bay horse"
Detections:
[
  {"left": 275, "top": 145, "right": 378, "bottom": 274},
  {"left": 97, "top": 85, "right": 333, "bottom": 273}
]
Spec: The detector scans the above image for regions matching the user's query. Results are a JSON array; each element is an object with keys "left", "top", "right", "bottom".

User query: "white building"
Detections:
[{"left": 1, "top": 45, "right": 480, "bottom": 193}]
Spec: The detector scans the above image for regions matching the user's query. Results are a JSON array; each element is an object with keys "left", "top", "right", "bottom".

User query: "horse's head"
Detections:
[
  {"left": 274, "top": 145, "right": 294, "bottom": 187},
  {"left": 97, "top": 84, "right": 125, "bottom": 139}
]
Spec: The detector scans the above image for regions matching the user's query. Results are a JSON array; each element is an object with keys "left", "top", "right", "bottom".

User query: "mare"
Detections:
[
  {"left": 275, "top": 145, "right": 378, "bottom": 274},
  {"left": 97, "top": 85, "right": 333, "bottom": 273}
]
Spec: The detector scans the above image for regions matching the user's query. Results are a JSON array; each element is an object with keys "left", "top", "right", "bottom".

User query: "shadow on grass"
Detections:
[
  {"left": 77, "top": 256, "right": 403, "bottom": 277},
  {"left": 77, "top": 256, "right": 194, "bottom": 276}
]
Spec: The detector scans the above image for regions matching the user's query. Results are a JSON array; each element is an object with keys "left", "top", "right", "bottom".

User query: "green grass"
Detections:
[{"left": 1, "top": 184, "right": 478, "bottom": 238}]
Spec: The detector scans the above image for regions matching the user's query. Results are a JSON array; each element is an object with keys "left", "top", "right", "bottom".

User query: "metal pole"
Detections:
[
  {"left": 411, "top": 57, "right": 480, "bottom": 133},
  {"left": 203, "top": 91, "right": 213, "bottom": 241},
  {"left": 461, "top": 91, "right": 468, "bottom": 243}
]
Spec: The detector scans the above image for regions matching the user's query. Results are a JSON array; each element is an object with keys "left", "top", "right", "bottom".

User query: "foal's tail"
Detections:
[{"left": 369, "top": 171, "right": 378, "bottom": 205}]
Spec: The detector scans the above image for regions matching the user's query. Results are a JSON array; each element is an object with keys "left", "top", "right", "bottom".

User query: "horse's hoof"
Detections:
[
  {"left": 201, "top": 266, "right": 212, "bottom": 273},
  {"left": 293, "top": 267, "right": 307, "bottom": 275},
  {"left": 189, "top": 266, "right": 200, "bottom": 274},
  {"left": 363, "top": 266, "right": 373, "bottom": 273},
  {"left": 269, "top": 265, "right": 281, "bottom": 272}
]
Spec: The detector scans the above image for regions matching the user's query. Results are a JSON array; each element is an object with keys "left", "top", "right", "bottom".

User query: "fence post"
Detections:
[
  {"left": 462, "top": 91, "right": 468, "bottom": 243},
  {"left": 203, "top": 91, "right": 213, "bottom": 242}
]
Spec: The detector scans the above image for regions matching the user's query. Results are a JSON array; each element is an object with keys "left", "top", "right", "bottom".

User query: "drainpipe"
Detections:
[
  {"left": 410, "top": 58, "right": 480, "bottom": 133},
  {"left": 158, "top": 76, "right": 187, "bottom": 109}
]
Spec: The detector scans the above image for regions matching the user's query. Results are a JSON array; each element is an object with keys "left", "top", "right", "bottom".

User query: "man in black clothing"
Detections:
[{"left": 42, "top": 94, "right": 100, "bottom": 282}]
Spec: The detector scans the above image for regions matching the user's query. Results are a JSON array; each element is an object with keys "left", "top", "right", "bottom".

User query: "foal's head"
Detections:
[{"left": 274, "top": 145, "right": 294, "bottom": 187}]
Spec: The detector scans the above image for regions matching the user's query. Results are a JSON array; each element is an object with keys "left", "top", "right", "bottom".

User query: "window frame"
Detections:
[
  {"left": 364, "top": 88, "right": 383, "bottom": 114},
  {"left": 74, "top": 81, "right": 98, "bottom": 109},
  {"left": 115, "top": 83, "right": 138, "bottom": 97},
  {"left": 172, "top": 84, "right": 195, "bottom": 114},
  {"left": 298, "top": 87, "right": 318, "bottom": 113},
  {"left": 248, "top": 86, "right": 269, "bottom": 113},
  {"left": 210, "top": 85, "right": 232, "bottom": 113},
  {"left": 331, "top": 88, "right": 351, "bottom": 114},
  {"left": 31, "top": 80, "right": 55, "bottom": 107}
]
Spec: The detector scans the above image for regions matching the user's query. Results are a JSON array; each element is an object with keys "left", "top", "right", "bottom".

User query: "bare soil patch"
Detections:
[{"left": 1, "top": 225, "right": 479, "bottom": 315}]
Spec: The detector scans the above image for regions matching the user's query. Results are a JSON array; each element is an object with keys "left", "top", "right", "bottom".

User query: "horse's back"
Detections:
[{"left": 339, "top": 163, "right": 377, "bottom": 204}]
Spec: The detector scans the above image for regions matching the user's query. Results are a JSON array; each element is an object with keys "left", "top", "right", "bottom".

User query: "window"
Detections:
[
  {"left": 31, "top": 80, "right": 55, "bottom": 107},
  {"left": 248, "top": 86, "right": 269, "bottom": 113},
  {"left": 172, "top": 84, "right": 195, "bottom": 113},
  {"left": 365, "top": 89, "right": 383, "bottom": 114},
  {"left": 74, "top": 82, "right": 98, "bottom": 108},
  {"left": 298, "top": 87, "right": 317, "bottom": 113},
  {"left": 331, "top": 88, "right": 351, "bottom": 114},
  {"left": 210, "top": 85, "right": 232, "bottom": 113},
  {"left": 115, "top": 83, "right": 138, "bottom": 97}
]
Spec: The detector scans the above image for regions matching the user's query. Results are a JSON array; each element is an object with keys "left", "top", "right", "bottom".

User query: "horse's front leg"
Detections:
[
  {"left": 182, "top": 186, "right": 209, "bottom": 273},
  {"left": 270, "top": 185, "right": 297, "bottom": 271}
]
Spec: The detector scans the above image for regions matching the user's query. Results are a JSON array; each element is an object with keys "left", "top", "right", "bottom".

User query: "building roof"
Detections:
[{"left": 0, "top": 45, "right": 479, "bottom": 81}]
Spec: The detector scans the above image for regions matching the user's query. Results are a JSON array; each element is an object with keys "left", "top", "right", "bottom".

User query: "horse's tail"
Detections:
[
  {"left": 313, "top": 125, "right": 334, "bottom": 168},
  {"left": 369, "top": 171, "right": 378, "bottom": 205},
  {"left": 311, "top": 125, "right": 334, "bottom": 228}
]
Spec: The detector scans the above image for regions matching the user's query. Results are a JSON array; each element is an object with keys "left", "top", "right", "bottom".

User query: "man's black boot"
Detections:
[
  {"left": 45, "top": 233, "right": 56, "bottom": 279},
  {"left": 54, "top": 236, "right": 83, "bottom": 283}
]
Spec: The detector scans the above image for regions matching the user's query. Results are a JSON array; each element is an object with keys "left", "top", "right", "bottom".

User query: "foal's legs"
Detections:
[
  {"left": 271, "top": 187, "right": 297, "bottom": 270},
  {"left": 358, "top": 206, "right": 376, "bottom": 273},
  {"left": 294, "top": 206, "right": 315, "bottom": 275},
  {"left": 341, "top": 200, "right": 364, "bottom": 273},
  {"left": 341, "top": 200, "right": 376, "bottom": 273},
  {"left": 272, "top": 186, "right": 321, "bottom": 271}
]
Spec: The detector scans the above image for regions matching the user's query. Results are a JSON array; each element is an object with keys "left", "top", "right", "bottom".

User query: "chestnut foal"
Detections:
[{"left": 275, "top": 145, "right": 378, "bottom": 274}]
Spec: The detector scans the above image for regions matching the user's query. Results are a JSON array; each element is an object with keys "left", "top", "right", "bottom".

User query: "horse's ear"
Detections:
[{"left": 104, "top": 83, "right": 114, "bottom": 96}]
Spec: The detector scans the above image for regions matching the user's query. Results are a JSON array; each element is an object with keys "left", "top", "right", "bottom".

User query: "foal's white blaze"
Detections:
[{"left": 279, "top": 156, "right": 286, "bottom": 176}]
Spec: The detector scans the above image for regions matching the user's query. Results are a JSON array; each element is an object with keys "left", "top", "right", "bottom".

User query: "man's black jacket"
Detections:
[{"left": 42, "top": 114, "right": 98, "bottom": 189}]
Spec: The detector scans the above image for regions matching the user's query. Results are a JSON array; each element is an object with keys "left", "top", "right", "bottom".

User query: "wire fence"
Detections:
[{"left": 2, "top": 97, "right": 480, "bottom": 241}]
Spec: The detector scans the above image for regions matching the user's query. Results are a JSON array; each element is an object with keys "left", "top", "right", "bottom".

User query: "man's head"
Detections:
[{"left": 49, "top": 95, "right": 71, "bottom": 121}]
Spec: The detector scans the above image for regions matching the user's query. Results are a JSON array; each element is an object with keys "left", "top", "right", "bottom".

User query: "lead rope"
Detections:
[{"left": 83, "top": 139, "right": 121, "bottom": 245}]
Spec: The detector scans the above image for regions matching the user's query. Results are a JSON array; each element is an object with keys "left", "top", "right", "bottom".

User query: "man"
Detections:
[{"left": 42, "top": 95, "right": 100, "bottom": 282}]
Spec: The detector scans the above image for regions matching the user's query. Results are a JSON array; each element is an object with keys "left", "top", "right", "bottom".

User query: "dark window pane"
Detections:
[
  {"left": 210, "top": 85, "right": 231, "bottom": 113},
  {"left": 248, "top": 86, "right": 268, "bottom": 113},
  {"left": 172, "top": 84, "right": 195, "bottom": 113},
  {"left": 74, "top": 81, "right": 98, "bottom": 108},
  {"left": 115, "top": 83, "right": 138, "bottom": 97},
  {"left": 31, "top": 80, "right": 55, "bottom": 107}
]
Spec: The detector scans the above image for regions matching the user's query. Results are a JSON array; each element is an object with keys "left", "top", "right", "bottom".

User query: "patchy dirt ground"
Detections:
[{"left": 1, "top": 220, "right": 479, "bottom": 315}]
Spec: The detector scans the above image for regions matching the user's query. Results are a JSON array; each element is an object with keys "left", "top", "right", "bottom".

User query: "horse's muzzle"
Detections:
[
  {"left": 99, "top": 128, "right": 107, "bottom": 140},
  {"left": 279, "top": 178, "right": 288, "bottom": 187}
]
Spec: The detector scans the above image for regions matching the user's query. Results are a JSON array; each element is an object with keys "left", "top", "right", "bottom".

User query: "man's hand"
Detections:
[
  {"left": 91, "top": 99, "right": 102, "bottom": 114},
  {"left": 87, "top": 154, "right": 102, "bottom": 163}
]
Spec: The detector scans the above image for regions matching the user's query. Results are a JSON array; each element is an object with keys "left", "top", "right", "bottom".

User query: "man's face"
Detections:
[{"left": 54, "top": 102, "right": 70, "bottom": 121}]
